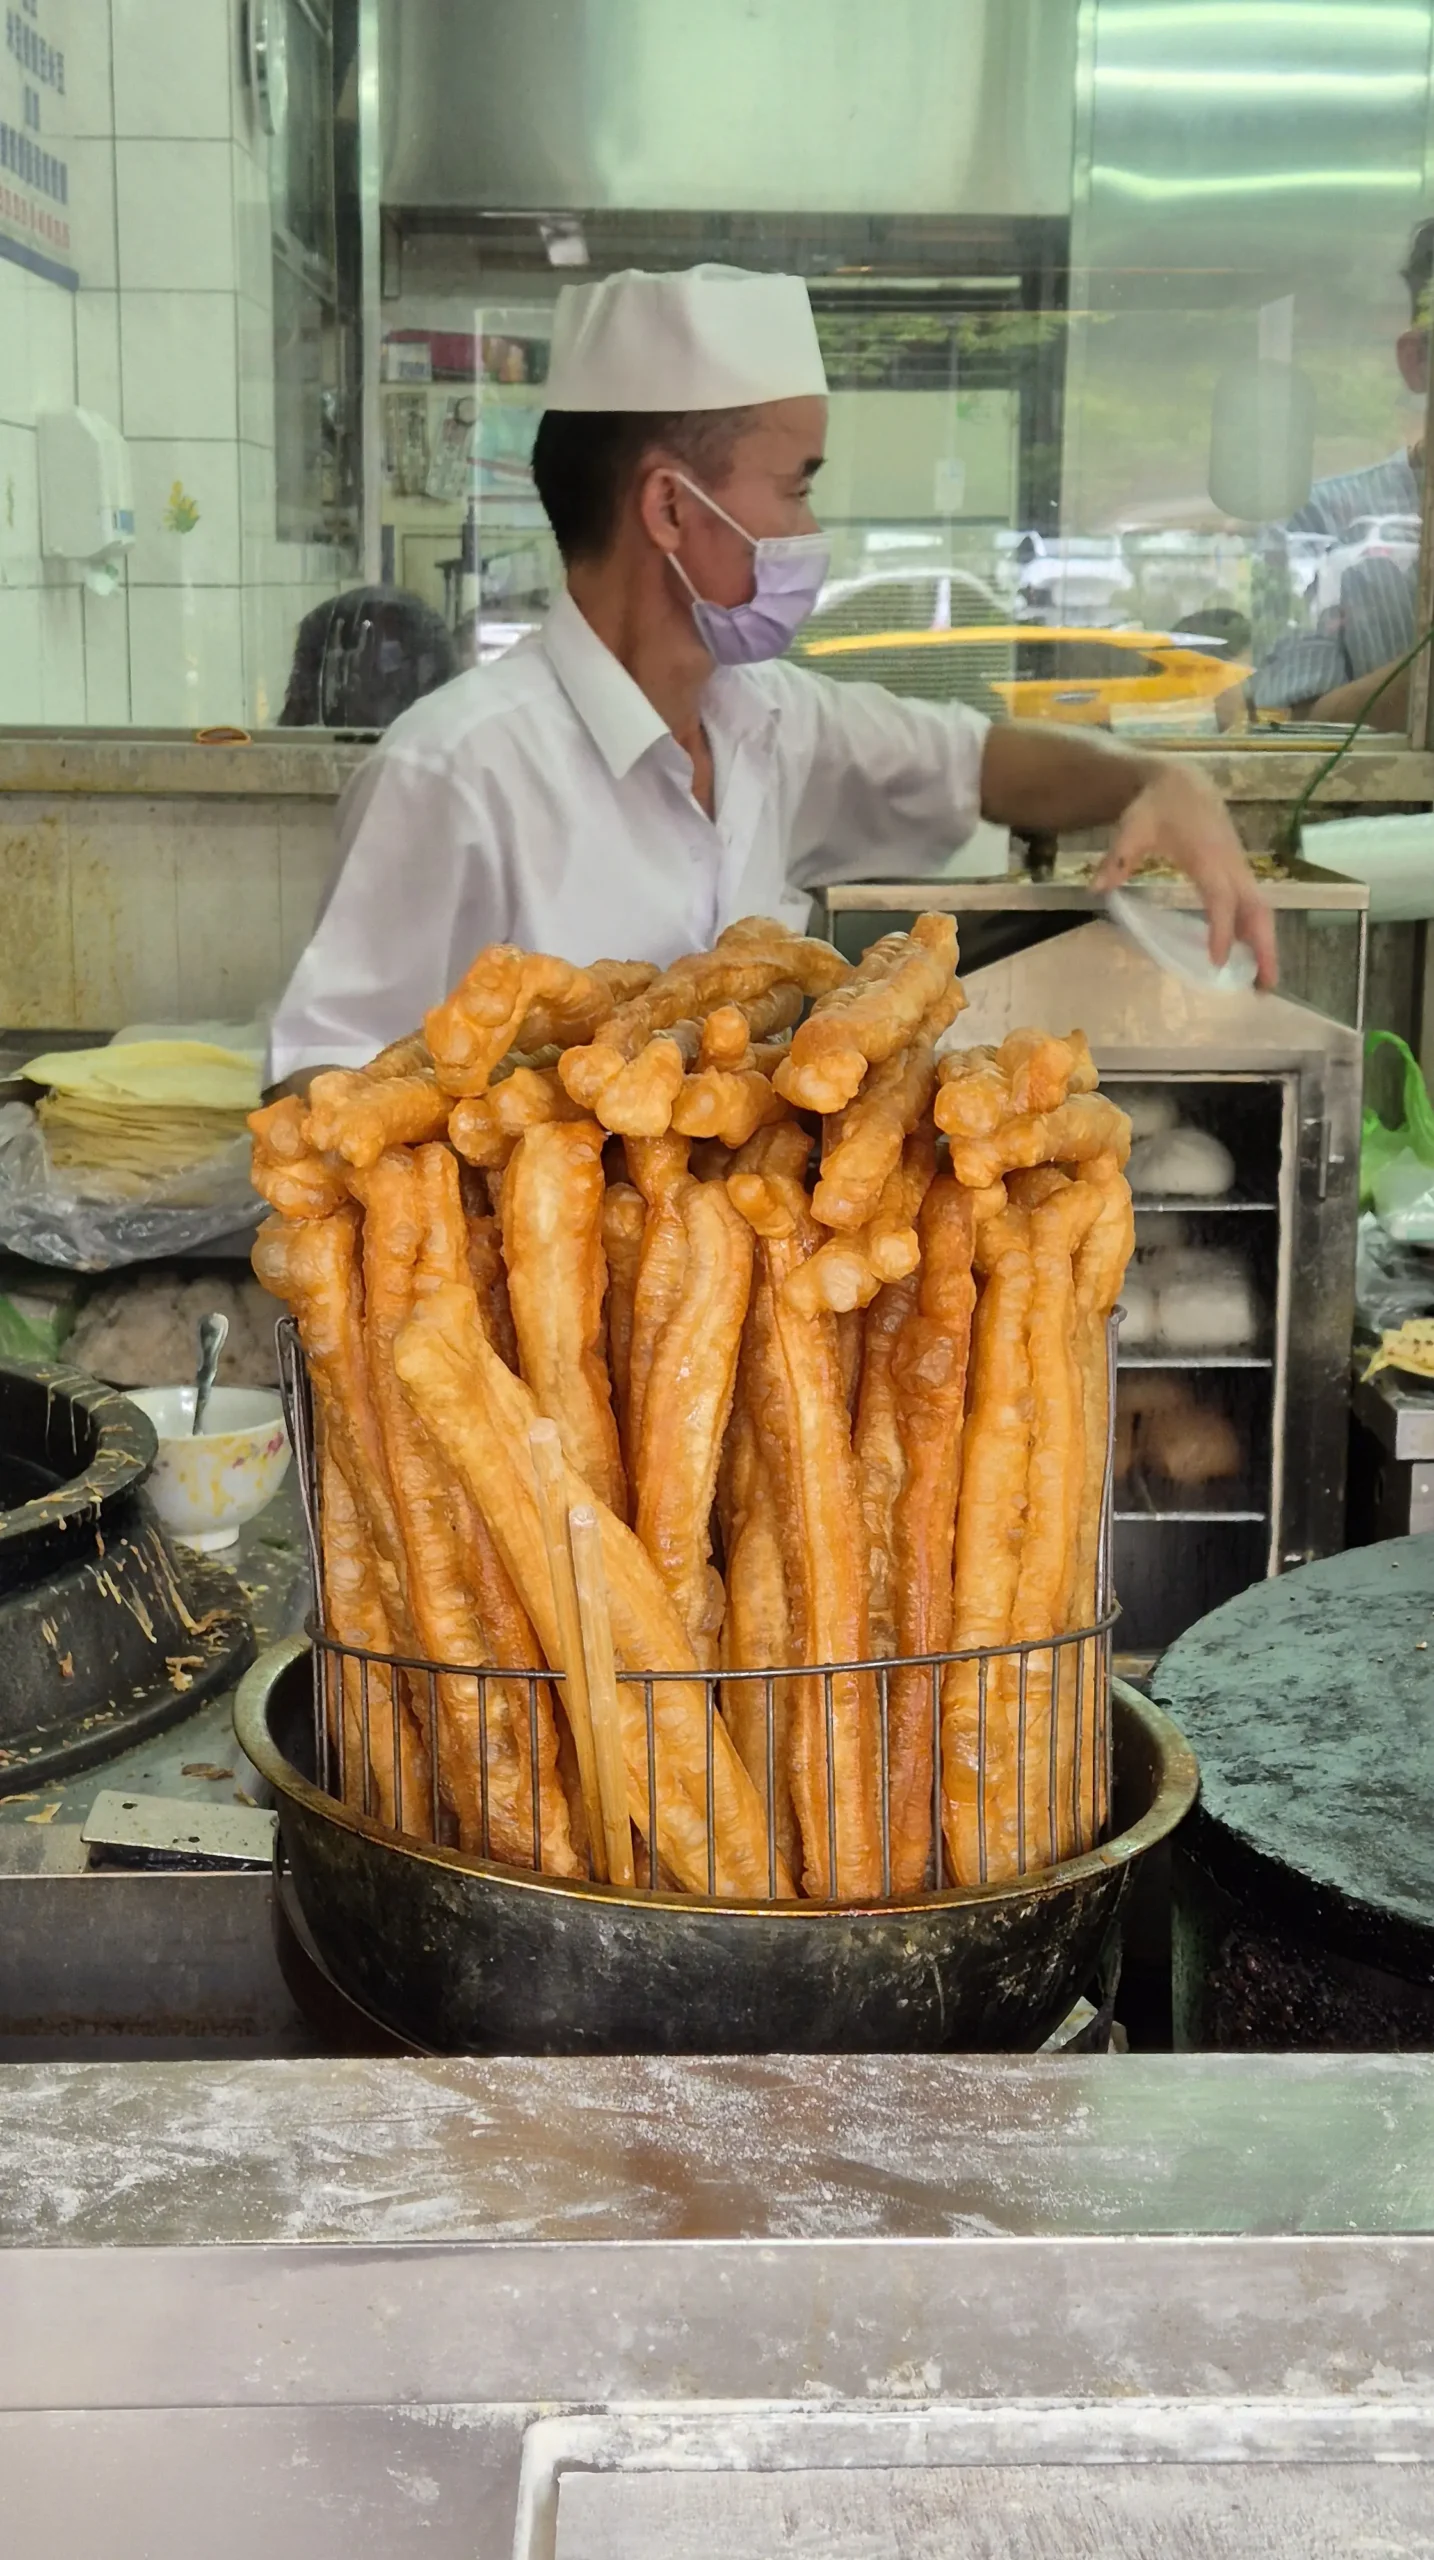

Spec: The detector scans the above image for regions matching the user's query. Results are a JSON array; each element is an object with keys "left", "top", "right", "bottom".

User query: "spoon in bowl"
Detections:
[{"left": 191, "top": 1311, "right": 229, "bottom": 1436}]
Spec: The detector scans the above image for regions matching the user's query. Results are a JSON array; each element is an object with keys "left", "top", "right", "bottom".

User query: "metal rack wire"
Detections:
[{"left": 277, "top": 1317, "right": 1119, "bottom": 1903}]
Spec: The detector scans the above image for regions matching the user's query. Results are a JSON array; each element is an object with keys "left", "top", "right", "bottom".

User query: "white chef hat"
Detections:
[{"left": 544, "top": 264, "right": 827, "bottom": 412}]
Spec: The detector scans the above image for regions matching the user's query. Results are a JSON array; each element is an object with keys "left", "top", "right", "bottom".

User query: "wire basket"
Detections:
[{"left": 276, "top": 1316, "right": 1119, "bottom": 1904}]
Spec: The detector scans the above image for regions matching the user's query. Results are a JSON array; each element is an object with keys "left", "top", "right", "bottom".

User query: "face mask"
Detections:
[{"left": 668, "top": 472, "right": 830, "bottom": 666}]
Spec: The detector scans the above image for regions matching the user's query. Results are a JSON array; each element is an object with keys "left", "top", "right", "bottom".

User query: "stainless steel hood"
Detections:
[{"left": 379, "top": 0, "right": 1077, "bottom": 218}]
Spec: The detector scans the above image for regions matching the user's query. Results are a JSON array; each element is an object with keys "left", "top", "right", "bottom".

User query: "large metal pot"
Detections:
[
  {"left": 0, "top": 1359, "right": 253, "bottom": 1793},
  {"left": 237, "top": 1641, "right": 1197, "bottom": 2055}
]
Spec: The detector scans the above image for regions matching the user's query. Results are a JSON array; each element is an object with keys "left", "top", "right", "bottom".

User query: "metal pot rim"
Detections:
[{"left": 237, "top": 1639, "right": 1199, "bottom": 1921}]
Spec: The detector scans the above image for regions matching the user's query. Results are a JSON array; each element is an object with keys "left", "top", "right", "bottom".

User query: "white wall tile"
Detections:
[
  {"left": 82, "top": 581, "right": 133, "bottom": 722},
  {"left": 232, "top": 141, "right": 272, "bottom": 309},
  {"left": 64, "top": 8, "right": 117, "bottom": 141},
  {"left": 70, "top": 801, "right": 182, "bottom": 1026},
  {"left": 75, "top": 291, "right": 123, "bottom": 422},
  {"left": 241, "top": 574, "right": 297, "bottom": 722},
  {"left": 175, "top": 803, "right": 284, "bottom": 1018},
  {"left": 111, "top": 0, "right": 234, "bottom": 142},
  {"left": 0, "top": 797, "right": 75, "bottom": 1024},
  {"left": 66, "top": 137, "right": 118, "bottom": 291},
  {"left": 17, "top": 273, "right": 77, "bottom": 427},
  {"left": 236, "top": 293, "right": 275, "bottom": 447},
  {"left": 0, "top": 257, "right": 29, "bottom": 428},
  {"left": 38, "top": 579, "right": 88, "bottom": 722},
  {"left": 238, "top": 437, "right": 276, "bottom": 545},
  {"left": 127, "top": 582, "right": 244, "bottom": 725},
  {"left": 128, "top": 437, "right": 240, "bottom": 585},
  {"left": 116, "top": 140, "right": 236, "bottom": 293},
  {"left": 0, "top": 587, "right": 42, "bottom": 721},
  {"left": 119, "top": 291, "right": 236, "bottom": 438},
  {"left": 0, "top": 424, "right": 41, "bottom": 586}
]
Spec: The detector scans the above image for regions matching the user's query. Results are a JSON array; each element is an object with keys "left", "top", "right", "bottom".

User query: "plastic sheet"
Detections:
[
  {"left": 1355, "top": 1211, "right": 1434, "bottom": 1333},
  {"left": 0, "top": 1103, "right": 260, "bottom": 1272}
]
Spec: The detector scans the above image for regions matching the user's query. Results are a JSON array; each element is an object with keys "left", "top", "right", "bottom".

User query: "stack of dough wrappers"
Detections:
[
  {"left": 250, "top": 913, "right": 1133, "bottom": 1903},
  {"left": 25, "top": 1040, "right": 260, "bottom": 1198}
]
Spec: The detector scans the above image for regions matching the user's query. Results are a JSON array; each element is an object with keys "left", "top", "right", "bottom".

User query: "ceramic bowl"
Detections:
[{"left": 125, "top": 1386, "right": 291, "bottom": 1552}]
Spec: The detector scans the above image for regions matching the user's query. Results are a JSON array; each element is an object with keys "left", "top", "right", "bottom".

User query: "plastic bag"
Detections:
[
  {"left": 1361, "top": 1029, "right": 1434, "bottom": 1208},
  {"left": 1356, "top": 1211, "right": 1434, "bottom": 1331},
  {"left": 0, "top": 1102, "right": 260, "bottom": 1271}
]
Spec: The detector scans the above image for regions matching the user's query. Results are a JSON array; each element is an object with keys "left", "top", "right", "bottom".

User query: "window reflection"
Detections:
[{"left": 2, "top": 0, "right": 1431, "bottom": 739}]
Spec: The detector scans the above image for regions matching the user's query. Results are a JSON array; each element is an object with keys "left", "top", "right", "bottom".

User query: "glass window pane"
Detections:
[{"left": 2, "top": 0, "right": 1430, "bottom": 739}]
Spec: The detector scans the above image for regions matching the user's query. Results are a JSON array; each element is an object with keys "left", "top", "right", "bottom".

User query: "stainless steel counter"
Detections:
[{"left": 4, "top": 2053, "right": 1433, "bottom": 2555}]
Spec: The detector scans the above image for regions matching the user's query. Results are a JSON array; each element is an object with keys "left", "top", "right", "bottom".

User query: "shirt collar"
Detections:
[
  {"left": 541, "top": 587, "right": 779, "bottom": 779},
  {"left": 541, "top": 588, "right": 669, "bottom": 779}
]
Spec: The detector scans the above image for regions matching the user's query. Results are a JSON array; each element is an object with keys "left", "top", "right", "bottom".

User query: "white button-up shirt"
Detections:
[{"left": 269, "top": 588, "right": 989, "bottom": 1077}]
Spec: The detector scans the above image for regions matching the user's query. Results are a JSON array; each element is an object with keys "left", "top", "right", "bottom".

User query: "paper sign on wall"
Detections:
[{"left": 0, "top": 0, "right": 74, "bottom": 288}]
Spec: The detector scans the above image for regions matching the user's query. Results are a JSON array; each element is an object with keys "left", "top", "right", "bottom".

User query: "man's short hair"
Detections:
[
  {"left": 531, "top": 408, "right": 754, "bottom": 564},
  {"left": 1402, "top": 216, "right": 1434, "bottom": 325}
]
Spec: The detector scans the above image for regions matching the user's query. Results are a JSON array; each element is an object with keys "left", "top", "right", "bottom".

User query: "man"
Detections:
[
  {"left": 269, "top": 265, "right": 1273, "bottom": 1084},
  {"left": 1239, "top": 218, "right": 1432, "bottom": 730}
]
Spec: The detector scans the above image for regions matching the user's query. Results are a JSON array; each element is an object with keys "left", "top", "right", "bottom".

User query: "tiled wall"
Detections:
[
  {"left": 0, "top": 0, "right": 345, "bottom": 730},
  {"left": 0, "top": 790, "right": 334, "bottom": 1028}
]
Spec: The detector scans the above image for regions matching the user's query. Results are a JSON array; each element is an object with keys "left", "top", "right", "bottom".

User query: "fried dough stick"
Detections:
[
  {"left": 717, "top": 1350, "right": 802, "bottom": 1890},
  {"left": 572, "top": 1018, "right": 706, "bottom": 1138},
  {"left": 1002, "top": 1176, "right": 1103, "bottom": 1876},
  {"left": 411, "top": 1145, "right": 580, "bottom": 1876},
  {"left": 459, "top": 1174, "right": 519, "bottom": 1371},
  {"left": 425, "top": 949, "right": 656, "bottom": 1097},
  {"left": 853, "top": 1274, "right": 919, "bottom": 1665},
  {"left": 357, "top": 1149, "right": 574, "bottom": 1870},
  {"left": 560, "top": 924, "right": 849, "bottom": 1123},
  {"left": 252, "top": 1207, "right": 407, "bottom": 1617},
  {"left": 941, "top": 1198, "right": 1034, "bottom": 1887},
  {"left": 699, "top": 984, "right": 803, "bottom": 1065},
  {"left": 1001, "top": 1027, "right": 1098, "bottom": 1116},
  {"left": 500, "top": 1118, "right": 628, "bottom": 1519},
  {"left": 623, "top": 1132, "right": 693, "bottom": 1479},
  {"left": 784, "top": 1123, "right": 937, "bottom": 1317},
  {"left": 304, "top": 1069, "right": 451, "bottom": 1169},
  {"left": 393, "top": 1272, "right": 791, "bottom": 1898},
  {"left": 812, "top": 1021, "right": 944, "bottom": 1232},
  {"left": 671, "top": 986, "right": 802, "bottom": 1145},
  {"left": 633, "top": 1177, "right": 754, "bottom": 1664},
  {"left": 366, "top": 1030, "right": 433, "bottom": 1080},
  {"left": 318, "top": 1441, "right": 431, "bottom": 1834},
  {"left": 775, "top": 914, "right": 962, "bottom": 1114},
  {"left": 447, "top": 1067, "right": 587, "bottom": 1169},
  {"left": 728, "top": 1124, "right": 883, "bottom": 1899},
  {"left": 601, "top": 1181, "right": 646, "bottom": 1460},
  {"left": 671, "top": 1062, "right": 789, "bottom": 1147},
  {"left": 885, "top": 1176, "right": 979, "bottom": 1893},
  {"left": 942, "top": 1093, "right": 1131, "bottom": 1187},
  {"left": 251, "top": 1209, "right": 429, "bottom": 1826},
  {"left": 248, "top": 1097, "right": 349, "bottom": 1220},
  {"left": 1067, "top": 1149, "right": 1134, "bottom": 1851},
  {"left": 935, "top": 1029, "right": 1099, "bottom": 1140}
]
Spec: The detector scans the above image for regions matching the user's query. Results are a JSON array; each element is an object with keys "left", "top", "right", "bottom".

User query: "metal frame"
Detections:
[
  {"left": 357, "top": 0, "right": 383, "bottom": 580},
  {"left": 278, "top": 1315, "right": 1120, "bottom": 1904}
]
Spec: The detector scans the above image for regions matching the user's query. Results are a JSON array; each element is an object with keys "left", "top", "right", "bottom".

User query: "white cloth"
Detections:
[
  {"left": 545, "top": 263, "right": 827, "bottom": 412},
  {"left": 268, "top": 590, "right": 988, "bottom": 1079}
]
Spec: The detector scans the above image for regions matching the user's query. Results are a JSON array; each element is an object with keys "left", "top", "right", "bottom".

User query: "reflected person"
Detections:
[{"left": 1232, "top": 218, "right": 1431, "bottom": 731}]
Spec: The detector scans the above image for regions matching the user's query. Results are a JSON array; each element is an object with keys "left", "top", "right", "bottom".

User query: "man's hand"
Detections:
[{"left": 1093, "top": 763, "right": 1278, "bottom": 989}]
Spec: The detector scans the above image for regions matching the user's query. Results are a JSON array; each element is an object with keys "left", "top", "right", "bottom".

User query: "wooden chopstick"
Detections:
[
  {"left": 528, "top": 1419, "right": 607, "bottom": 1880},
  {"left": 567, "top": 1503, "right": 637, "bottom": 1890}
]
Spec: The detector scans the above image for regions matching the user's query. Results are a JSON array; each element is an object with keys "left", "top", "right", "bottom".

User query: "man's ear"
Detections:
[
  {"left": 635, "top": 461, "right": 685, "bottom": 556},
  {"left": 1396, "top": 326, "right": 1429, "bottom": 400}
]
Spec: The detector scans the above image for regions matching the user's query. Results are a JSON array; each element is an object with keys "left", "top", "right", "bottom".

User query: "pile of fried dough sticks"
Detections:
[{"left": 250, "top": 912, "right": 1133, "bottom": 1902}]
